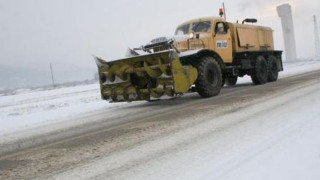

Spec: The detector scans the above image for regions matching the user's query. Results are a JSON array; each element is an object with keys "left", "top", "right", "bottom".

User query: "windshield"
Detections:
[
  {"left": 175, "top": 21, "right": 211, "bottom": 35},
  {"left": 192, "top": 21, "right": 211, "bottom": 33},
  {"left": 175, "top": 24, "right": 190, "bottom": 35}
]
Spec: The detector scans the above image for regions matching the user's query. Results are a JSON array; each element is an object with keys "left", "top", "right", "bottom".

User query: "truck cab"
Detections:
[{"left": 174, "top": 17, "right": 233, "bottom": 63}]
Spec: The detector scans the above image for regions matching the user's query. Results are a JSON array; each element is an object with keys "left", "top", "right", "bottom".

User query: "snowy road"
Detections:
[{"left": 1, "top": 62, "right": 320, "bottom": 180}]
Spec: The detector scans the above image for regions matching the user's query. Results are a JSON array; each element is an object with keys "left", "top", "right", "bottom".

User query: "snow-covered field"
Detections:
[
  {"left": 1, "top": 60, "right": 320, "bottom": 180},
  {"left": 1, "top": 60, "right": 320, "bottom": 137}
]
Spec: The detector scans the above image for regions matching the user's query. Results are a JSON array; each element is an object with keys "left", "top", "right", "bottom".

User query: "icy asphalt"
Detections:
[{"left": 0, "top": 60, "right": 320, "bottom": 179}]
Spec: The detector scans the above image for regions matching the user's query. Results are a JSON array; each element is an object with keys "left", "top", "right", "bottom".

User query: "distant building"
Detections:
[{"left": 277, "top": 3, "right": 297, "bottom": 61}]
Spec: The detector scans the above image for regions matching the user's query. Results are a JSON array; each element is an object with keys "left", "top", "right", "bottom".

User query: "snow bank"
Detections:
[{"left": 0, "top": 60, "right": 320, "bottom": 137}]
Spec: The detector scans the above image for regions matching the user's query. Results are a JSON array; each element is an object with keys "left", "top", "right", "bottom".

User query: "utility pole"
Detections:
[
  {"left": 222, "top": 2, "right": 227, "bottom": 20},
  {"left": 313, "top": 15, "right": 320, "bottom": 57},
  {"left": 50, "top": 63, "right": 56, "bottom": 88}
]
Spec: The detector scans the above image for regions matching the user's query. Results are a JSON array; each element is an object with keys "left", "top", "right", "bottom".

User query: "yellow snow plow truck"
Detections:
[{"left": 95, "top": 17, "right": 283, "bottom": 102}]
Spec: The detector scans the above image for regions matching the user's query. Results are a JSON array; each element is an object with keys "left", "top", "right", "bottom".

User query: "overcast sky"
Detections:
[{"left": 0, "top": 0, "right": 319, "bottom": 87}]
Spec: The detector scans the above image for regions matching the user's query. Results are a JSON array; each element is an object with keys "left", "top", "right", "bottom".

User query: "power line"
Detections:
[{"left": 313, "top": 15, "right": 320, "bottom": 57}]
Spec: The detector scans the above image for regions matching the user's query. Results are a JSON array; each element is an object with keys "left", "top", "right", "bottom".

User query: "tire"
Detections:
[
  {"left": 251, "top": 56, "right": 268, "bottom": 85},
  {"left": 195, "top": 56, "right": 222, "bottom": 97},
  {"left": 267, "top": 55, "right": 279, "bottom": 82},
  {"left": 225, "top": 75, "right": 238, "bottom": 86}
]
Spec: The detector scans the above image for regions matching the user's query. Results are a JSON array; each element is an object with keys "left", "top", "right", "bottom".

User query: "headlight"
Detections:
[{"left": 189, "top": 32, "right": 195, "bottom": 39}]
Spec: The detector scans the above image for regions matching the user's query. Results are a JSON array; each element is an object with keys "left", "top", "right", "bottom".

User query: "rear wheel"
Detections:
[
  {"left": 251, "top": 56, "right": 268, "bottom": 85},
  {"left": 195, "top": 56, "right": 222, "bottom": 97},
  {"left": 267, "top": 55, "right": 279, "bottom": 82},
  {"left": 225, "top": 75, "right": 238, "bottom": 86}
]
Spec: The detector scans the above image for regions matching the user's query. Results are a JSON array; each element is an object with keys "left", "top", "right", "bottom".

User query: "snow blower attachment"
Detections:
[{"left": 95, "top": 50, "right": 198, "bottom": 102}]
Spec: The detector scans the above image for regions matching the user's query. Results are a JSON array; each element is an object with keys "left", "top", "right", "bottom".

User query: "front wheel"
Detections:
[{"left": 195, "top": 56, "right": 222, "bottom": 97}]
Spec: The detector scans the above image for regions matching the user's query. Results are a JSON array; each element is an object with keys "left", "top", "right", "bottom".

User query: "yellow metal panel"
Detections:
[
  {"left": 258, "top": 30, "right": 265, "bottom": 47},
  {"left": 171, "top": 55, "right": 198, "bottom": 93},
  {"left": 258, "top": 30, "right": 274, "bottom": 49},
  {"left": 237, "top": 28, "right": 259, "bottom": 48},
  {"left": 265, "top": 30, "right": 274, "bottom": 49}
]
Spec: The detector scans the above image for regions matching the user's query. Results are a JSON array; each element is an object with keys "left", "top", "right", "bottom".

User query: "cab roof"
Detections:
[
  {"left": 177, "top": 17, "right": 225, "bottom": 28},
  {"left": 176, "top": 17, "right": 272, "bottom": 31}
]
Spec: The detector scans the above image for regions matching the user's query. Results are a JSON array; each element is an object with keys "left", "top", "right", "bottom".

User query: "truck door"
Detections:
[{"left": 213, "top": 22, "right": 233, "bottom": 63}]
